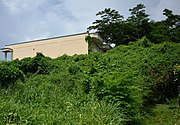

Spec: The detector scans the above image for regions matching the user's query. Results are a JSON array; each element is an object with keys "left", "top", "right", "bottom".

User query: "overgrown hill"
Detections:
[{"left": 0, "top": 40, "right": 180, "bottom": 124}]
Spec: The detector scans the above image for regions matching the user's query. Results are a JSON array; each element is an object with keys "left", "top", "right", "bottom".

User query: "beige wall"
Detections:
[{"left": 5, "top": 33, "right": 96, "bottom": 60}]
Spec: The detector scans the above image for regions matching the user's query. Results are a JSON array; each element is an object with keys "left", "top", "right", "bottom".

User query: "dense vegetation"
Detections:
[
  {"left": 88, "top": 4, "right": 180, "bottom": 46},
  {"left": 0, "top": 4, "right": 180, "bottom": 125},
  {"left": 0, "top": 39, "right": 180, "bottom": 124}
]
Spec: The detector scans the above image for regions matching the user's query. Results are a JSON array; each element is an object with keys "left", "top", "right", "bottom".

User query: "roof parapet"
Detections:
[{"left": 1, "top": 48, "right": 13, "bottom": 52}]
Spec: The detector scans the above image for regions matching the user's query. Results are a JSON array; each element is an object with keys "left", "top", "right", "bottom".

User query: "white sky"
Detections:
[{"left": 0, "top": 0, "right": 179, "bottom": 59}]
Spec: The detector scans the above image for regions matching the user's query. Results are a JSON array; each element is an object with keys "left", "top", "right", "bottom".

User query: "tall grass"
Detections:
[
  {"left": 0, "top": 75, "right": 125, "bottom": 125},
  {"left": 0, "top": 40, "right": 179, "bottom": 124}
]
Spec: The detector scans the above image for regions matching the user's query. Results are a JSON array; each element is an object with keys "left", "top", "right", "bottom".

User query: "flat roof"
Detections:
[
  {"left": 6, "top": 32, "right": 95, "bottom": 46},
  {"left": 1, "top": 48, "right": 13, "bottom": 52}
]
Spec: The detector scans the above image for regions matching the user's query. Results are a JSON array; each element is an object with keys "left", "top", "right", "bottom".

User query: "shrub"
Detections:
[
  {"left": 0, "top": 42, "right": 179, "bottom": 124},
  {"left": 134, "top": 36, "right": 152, "bottom": 47},
  {"left": 18, "top": 53, "right": 51, "bottom": 75},
  {"left": 0, "top": 63, "right": 24, "bottom": 87}
]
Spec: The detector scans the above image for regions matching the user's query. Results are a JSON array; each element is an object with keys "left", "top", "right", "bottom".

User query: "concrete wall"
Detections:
[{"left": 6, "top": 33, "right": 96, "bottom": 60}]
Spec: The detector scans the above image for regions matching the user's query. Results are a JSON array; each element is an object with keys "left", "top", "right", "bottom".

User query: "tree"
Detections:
[
  {"left": 88, "top": 8, "right": 124, "bottom": 45},
  {"left": 147, "top": 21, "right": 171, "bottom": 43},
  {"left": 148, "top": 8, "right": 180, "bottom": 43},
  {"left": 163, "top": 9, "right": 180, "bottom": 28},
  {"left": 88, "top": 5, "right": 179, "bottom": 47},
  {"left": 127, "top": 4, "right": 150, "bottom": 39},
  {"left": 163, "top": 9, "right": 180, "bottom": 43},
  {"left": 128, "top": 4, "right": 149, "bottom": 25}
]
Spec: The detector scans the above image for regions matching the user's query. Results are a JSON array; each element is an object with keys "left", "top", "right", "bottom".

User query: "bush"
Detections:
[
  {"left": 0, "top": 63, "right": 24, "bottom": 87},
  {"left": 0, "top": 42, "right": 179, "bottom": 124},
  {"left": 18, "top": 53, "right": 51, "bottom": 75}
]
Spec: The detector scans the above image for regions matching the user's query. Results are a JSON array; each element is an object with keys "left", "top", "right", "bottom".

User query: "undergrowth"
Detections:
[{"left": 0, "top": 40, "right": 179, "bottom": 124}]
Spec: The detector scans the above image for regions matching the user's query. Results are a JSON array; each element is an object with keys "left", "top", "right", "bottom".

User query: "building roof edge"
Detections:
[{"left": 6, "top": 32, "right": 96, "bottom": 46}]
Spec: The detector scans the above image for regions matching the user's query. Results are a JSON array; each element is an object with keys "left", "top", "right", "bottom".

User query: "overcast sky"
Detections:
[{"left": 0, "top": 0, "right": 179, "bottom": 60}]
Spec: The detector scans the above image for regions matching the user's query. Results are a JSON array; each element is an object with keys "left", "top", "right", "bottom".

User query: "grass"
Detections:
[
  {"left": 0, "top": 41, "right": 180, "bottom": 124},
  {"left": 143, "top": 99, "right": 180, "bottom": 125},
  {"left": 0, "top": 75, "right": 125, "bottom": 125}
]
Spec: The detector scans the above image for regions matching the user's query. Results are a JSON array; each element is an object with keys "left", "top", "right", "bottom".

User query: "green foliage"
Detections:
[
  {"left": 88, "top": 4, "right": 179, "bottom": 45},
  {"left": 88, "top": 8, "right": 124, "bottom": 45},
  {"left": 23, "top": 53, "right": 51, "bottom": 75},
  {"left": 128, "top": 4, "right": 150, "bottom": 39},
  {"left": 1, "top": 5, "right": 179, "bottom": 124},
  {"left": 143, "top": 99, "right": 180, "bottom": 125},
  {"left": 15, "top": 53, "right": 51, "bottom": 76},
  {"left": 85, "top": 35, "right": 94, "bottom": 52},
  {"left": 147, "top": 21, "right": 172, "bottom": 43},
  {"left": 0, "top": 42, "right": 179, "bottom": 124},
  {"left": 163, "top": 9, "right": 180, "bottom": 28},
  {"left": 0, "top": 62, "right": 24, "bottom": 87},
  {"left": 0, "top": 52, "right": 51, "bottom": 87},
  {"left": 134, "top": 36, "right": 152, "bottom": 47},
  {"left": 0, "top": 75, "right": 125, "bottom": 125},
  {"left": 173, "top": 64, "right": 180, "bottom": 84}
]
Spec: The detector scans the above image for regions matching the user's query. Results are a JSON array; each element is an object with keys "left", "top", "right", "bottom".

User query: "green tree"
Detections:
[
  {"left": 147, "top": 9, "right": 180, "bottom": 43},
  {"left": 163, "top": 9, "right": 180, "bottom": 28},
  {"left": 88, "top": 4, "right": 179, "bottom": 46},
  {"left": 147, "top": 21, "right": 171, "bottom": 43},
  {"left": 163, "top": 9, "right": 180, "bottom": 43},
  {"left": 127, "top": 4, "right": 150, "bottom": 39},
  {"left": 88, "top": 8, "right": 124, "bottom": 45}
]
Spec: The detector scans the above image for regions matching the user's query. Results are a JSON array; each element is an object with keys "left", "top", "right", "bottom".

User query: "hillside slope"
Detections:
[{"left": 0, "top": 41, "right": 180, "bottom": 124}]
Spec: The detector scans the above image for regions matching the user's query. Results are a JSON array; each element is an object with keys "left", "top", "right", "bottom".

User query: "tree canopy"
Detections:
[{"left": 88, "top": 4, "right": 180, "bottom": 46}]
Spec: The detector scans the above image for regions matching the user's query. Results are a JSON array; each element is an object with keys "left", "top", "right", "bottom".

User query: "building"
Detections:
[{"left": 1, "top": 32, "right": 111, "bottom": 60}]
